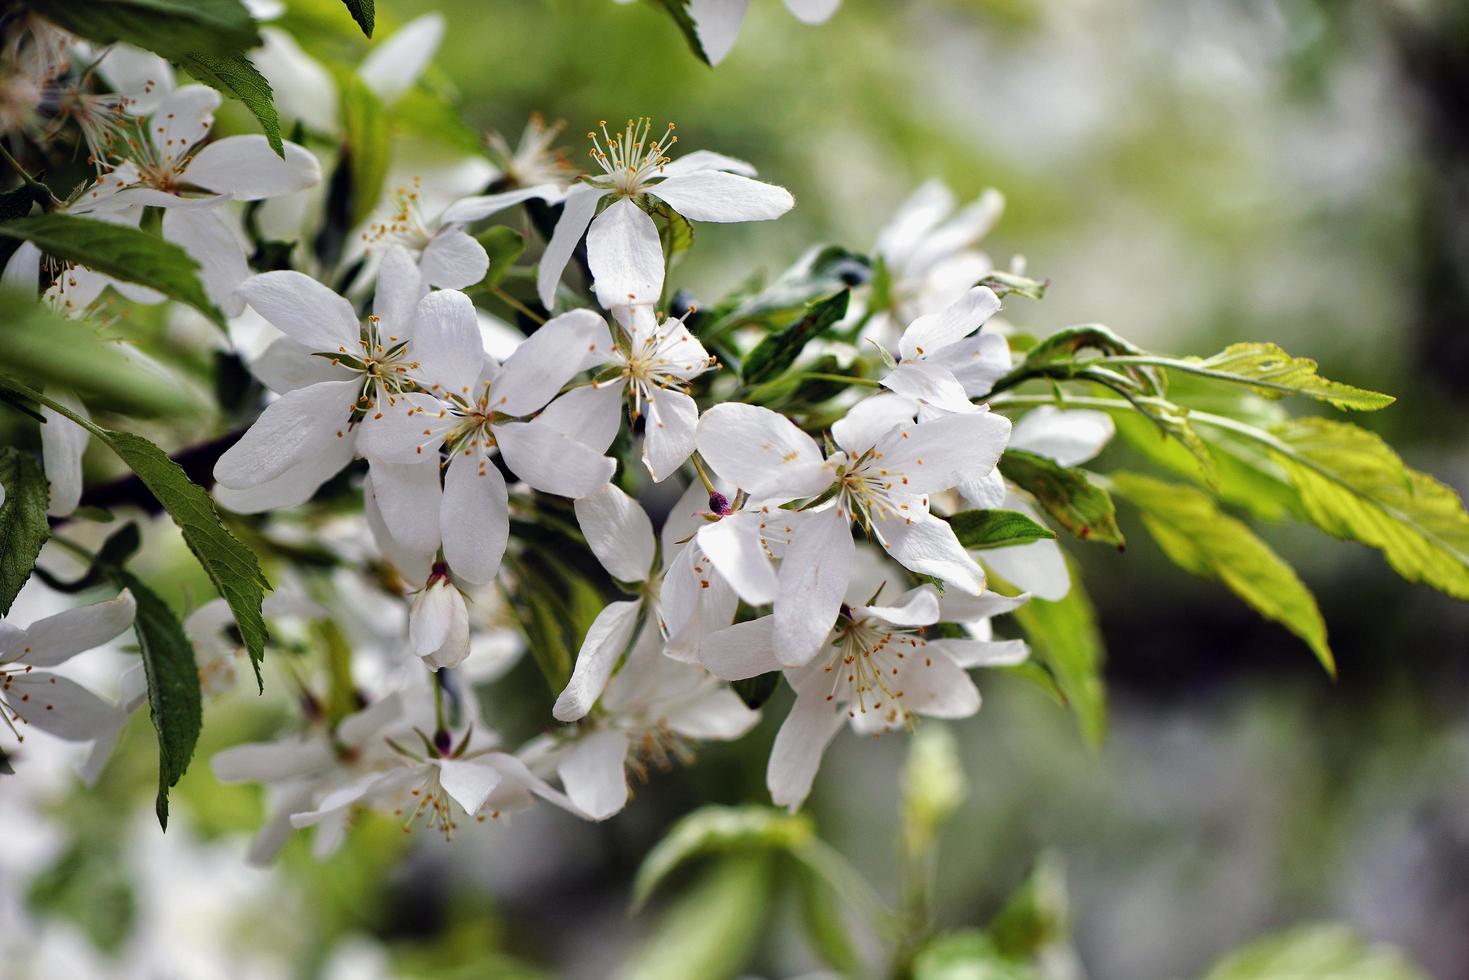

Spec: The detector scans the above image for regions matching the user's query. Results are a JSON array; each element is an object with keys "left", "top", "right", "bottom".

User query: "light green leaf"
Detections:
[
  {"left": 340, "top": 77, "right": 391, "bottom": 231},
  {"left": 999, "top": 564, "right": 1107, "bottom": 747},
  {"left": 1111, "top": 472, "right": 1334, "bottom": 675},
  {"left": 622, "top": 855, "right": 772, "bottom": 980},
  {"left": 181, "top": 52, "right": 284, "bottom": 157},
  {"left": 0, "top": 448, "right": 49, "bottom": 616},
  {"left": 339, "top": 0, "right": 375, "bottom": 36},
  {"left": 901, "top": 724, "right": 968, "bottom": 862},
  {"left": 742, "top": 289, "right": 850, "bottom": 385},
  {"left": 0, "top": 215, "right": 224, "bottom": 327},
  {"left": 652, "top": 201, "right": 695, "bottom": 263},
  {"left": 476, "top": 226, "right": 525, "bottom": 288},
  {"left": 913, "top": 930, "right": 1039, "bottom": 980},
  {"left": 947, "top": 509, "right": 1057, "bottom": 550},
  {"left": 1204, "top": 924, "right": 1430, "bottom": 980},
  {"left": 632, "top": 805, "right": 812, "bottom": 911},
  {"left": 999, "top": 450, "right": 1124, "bottom": 547},
  {"left": 794, "top": 864, "right": 861, "bottom": 974},
  {"left": 1181, "top": 343, "right": 1394, "bottom": 411},
  {"left": 26, "top": 0, "right": 260, "bottom": 62},
  {"left": 1269, "top": 418, "right": 1469, "bottom": 601},
  {"left": 118, "top": 570, "right": 202, "bottom": 831},
  {"left": 988, "top": 852, "right": 1070, "bottom": 961}
]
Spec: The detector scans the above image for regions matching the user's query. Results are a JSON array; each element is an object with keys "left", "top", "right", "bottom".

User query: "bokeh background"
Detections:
[{"left": 5, "top": 0, "right": 1469, "bottom": 977}]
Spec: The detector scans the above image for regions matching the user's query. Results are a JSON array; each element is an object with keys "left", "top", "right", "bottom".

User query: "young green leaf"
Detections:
[
  {"left": 0, "top": 448, "right": 50, "bottom": 616},
  {"left": 180, "top": 52, "right": 284, "bottom": 157},
  {"left": 339, "top": 0, "right": 376, "bottom": 36},
  {"left": 0, "top": 215, "right": 224, "bottom": 328},
  {"left": 988, "top": 852, "right": 1071, "bottom": 962},
  {"left": 27, "top": 0, "right": 261, "bottom": 63},
  {"left": 794, "top": 864, "right": 861, "bottom": 974},
  {"left": 624, "top": 855, "right": 773, "bottom": 980},
  {"left": 947, "top": 509, "right": 1057, "bottom": 550},
  {"left": 1111, "top": 471, "right": 1334, "bottom": 674},
  {"left": 340, "top": 77, "right": 391, "bottom": 231},
  {"left": 1179, "top": 343, "right": 1394, "bottom": 411},
  {"left": 999, "top": 565, "right": 1107, "bottom": 748},
  {"left": 999, "top": 450, "right": 1124, "bottom": 547},
  {"left": 742, "top": 290, "right": 850, "bottom": 385},
  {"left": 1203, "top": 924, "right": 1429, "bottom": 980},
  {"left": 1267, "top": 418, "right": 1469, "bottom": 600},
  {"left": 117, "top": 571, "right": 203, "bottom": 831},
  {"left": 632, "top": 805, "right": 812, "bottom": 911},
  {"left": 913, "top": 930, "right": 1039, "bottom": 980}
]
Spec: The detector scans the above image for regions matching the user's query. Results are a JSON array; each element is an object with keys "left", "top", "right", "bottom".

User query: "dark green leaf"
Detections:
[
  {"left": 0, "top": 447, "right": 49, "bottom": 616},
  {"left": 341, "top": 77, "right": 391, "bottom": 231},
  {"left": 742, "top": 290, "right": 849, "bottom": 384},
  {"left": 648, "top": 0, "right": 712, "bottom": 64},
  {"left": 706, "top": 245, "right": 870, "bottom": 334},
  {"left": 999, "top": 450, "right": 1123, "bottom": 547},
  {"left": 477, "top": 226, "right": 526, "bottom": 288},
  {"left": 731, "top": 671, "right": 780, "bottom": 710},
  {"left": 339, "top": 0, "right": 375, "bottom": 36},
  {"left": 947, "top": 509, "right": 1057, "bottom": 550},
  {"left": 118, "top": 570, "right": 202, "bottom": 830},
  {"left": 0, "top": 214, "right": 224, "bottom": 327},
  {"left": 27, "top": 0, "right": 260, "bottom": 62},
  {"left": 180, "top": 52, "right": 284, "bottom": 156}
]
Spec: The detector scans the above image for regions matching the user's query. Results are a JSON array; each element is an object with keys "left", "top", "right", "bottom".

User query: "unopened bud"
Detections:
[{"left": 709, "top": 491, "right": 732, "bottom": 515}]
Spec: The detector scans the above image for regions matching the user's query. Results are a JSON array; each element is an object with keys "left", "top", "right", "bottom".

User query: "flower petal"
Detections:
[
  {"left": 574, "top": 483, "right": 656, "bottom": 582},
  {"left": 149, "top": 85, "right": 219, "bottom": 165},
  {"left": 356, "top": 391, "right": 455, "bottom": 464},
  {"left": 214, "top": 431, "right": 354, "bottom": 514},
  {"left": 586, "top": 197, "right": 664, "bottom": 308},
  {"left": 491, "top": 309, "right": 614, "bottom": 417},
  {"left": 552, "top": 600, "right": 642, "bottom": 721},
  {"left": 537, "top": 185, "right": 607, "bottom": 309},
  {"left": 648, "top": 171, "right": 794, "bottom": 223},
  {"left": 687, "top": 0, "right": 751, "bottom": 66},
  {"left": 441, "top": 452, "right": 508, "bottom": 586},
  {"left": 855, "top": 584, "right": 940, "bottom": 628},
  {"left": 1010, "top": 407, "right": 1115, "bottom": 466},
  {"left": 775, "top": 506, "right": 852, "bottom": 667},
  {"left": 699, "top": 615, "right": 780, "bottom": 680},
  {"left": 697, "top": 514, "right": 777, "bottom": 606},
  {"left": 373, "top": 244, "right": 427, "bottom": 340},
  {"left": 439, "top": 183, "right": 561, "bottom": 224},
  {"left": 641, "top": 386, "right": 699, "bottom": 482},
  {"left": 783, "top": 0, "right": 841, "bottom": 24},
  {"left": 237, "top": 271, "right": 359, "bottom": 351},
  {"left": 162, "top": 206, "right": 250, "bottom": 317},
  {"left": 419, "top": 228, "right": 488, "bottom": 290},
  {"left": 436, "top": 758, "right": 503, "bottom": 816},
  {"left": 557, "top": 729, "right": 630, "bottom": 820},
  {"left": 696, "top": 403, "right": 830, "bottom": 499},
  {"left": 875, "top": 509, "right": 985, "bottom": 595},
  {"left": 40, "top": 388, "right": 89, "bottom": 517},
  {"left": 359, "top": 13, "right": 444, "bottom": 105},
  {"left": 6, "top": 672, "right": 122, "bottom": 742},
  {"left": 214, "top": 378, "right": 359, "bottom": 488},
  {"left": 412, "top": 289, "right": 485, "bottom": 396},
  {"left": 211, "top": 738, "right": 334, "bottom": 783},
  {"left": 898, "top": 285, "right": 1000, "bottom": 362},
  {"left": 880, "top": 361, "right": 975, "bottom": 416},
  {"left": 932, "top": 637, "right": 1029, "bottom": 668},
  {"left": 367, "top": 458, "right": 442, "bottom": 556},
  {"left": 874, "top": 411, "right": 1011, "bottom": 495},
  {"left": 665, "top": 688, "right": 760, "bottom": 740},
  {"left": 493, "top": 419, "right": 615, "bottom": 498},
  {"left": 830, "top": 391, "right": 916, "bottom": 455},
  {"left": 18, "top": 591, "right": 136, "bottom": 668},
  {"left": 767, "top": 694, "right": 844, "bottom": 810},
  {"left": 660, "top": 150, "right": 757, "bottom": 178},
  {"left": 183, "top": 136, "right": 320, "bottom": 200},
  {"left": 535, "top": 383, "right": 624, "bottom": 453}
]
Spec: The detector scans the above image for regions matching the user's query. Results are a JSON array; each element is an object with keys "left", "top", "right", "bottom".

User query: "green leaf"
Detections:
[
  {"left": 0, "top": 448, "right": 49, "bottom": 616},
  {"left": 913, "top": 931, "right": 1039, "bottom": 980},
  {"left": 900, "top": 724, "right": 968, "bottom": 862},
  {"left": 947, "top": 509, "right": 1057, "bottom": 550},
  {"left": 632, "top": 805, "right": 812, "bottom": 911},
  {"left": 988, "top": 852, "right": 1070, "bottom": 961},
  {"left": 339, "top": 0, "right": 375, "bottom": 36},
  {"left": 648, "top": 0, "right": 712, "bottom": 64},
  {"left": 1179, "top": 343, "right": 1394, "bottom": 411},
  {"left": 0, "top": 214, "right": 224, "bottom": 327},
  {"left": 652, "top": 201, "right": 696, "bottom": 263},
  {"left": 624, "top": 855, "right": 772, "bottom": 980},
  {"left": 117, "top": 570, "right": 203, "bottom": 830},
  {"left": 978, "top": 270, "right": 1049, "bottom": 301},
  {"left": 180, "top": 52, "right": 284, "bottom": 157},
  {"left": 1268, "top": 418, "right": 1469, "bottom": 601},
  {"left": 340, "top": 77, "right": 391, "bottom": 231},
  {"left": 104, "top": 431, "right": 271, "bottom": 688},
  {"left": 476, "top": 226, "right": 525, "bottom": 288},
  {"left": 999, "top": 450, "right": 1124, "bottom": 547},
  {"left": 731, "top": 671, "right": 780, "bottom": 710},
  {"left": 26, "top": 839, "right": 137, "bottom": 953},
  {"left": 706, "top": 245, "right": 870, "bottom": 334},
  {"left": 794, "top": 865, "right": 861, "bottom": 973},
  {"left": 1203, "top": 924, "right": 1430, "bottom": 980},
  {"left": 1111, "top": 472, "right": 1334, "bottom": 674},
  {"left": 742, "top": 290, "right": 849, "bottom": 385},
  {"left": 1001, "top": 564, "right": 1107, "bottom": 747},
  {"left": 25, "top": 0, "right": 261, "bottom": 62}
]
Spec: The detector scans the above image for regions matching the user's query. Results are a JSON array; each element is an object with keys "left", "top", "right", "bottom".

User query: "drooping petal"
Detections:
[
  {"left": 493, "top": 419, "right": 615, "bottom": 498},
  {"left": 535, "top": 383, "right": 624, "bottom": 453},
  {"left": 927, "top": 332, "right": 1011, "bottom": 397},
  {"left": 875, "top": 411, "right": 1011, "bottom": 494},
  {"left": 1010, "top": 407, "right": 1115, "bottom": 466},
  {"left": 40, "top": 388, "right": 89, "bottom": 517},
  {"left": 897, "top": 652, "right": 981, "bottom": 719},
  {"left": 182, "top": 136, "right": 320, "bottom": 200},
  {"left": 574, "top": 484, "right": 655, "bottom": 583},
  {"left": 18, "top": 591, "right": 136, "bottom": 668},
  {"left": 412, "top": 289, "right": 485, "bottom": 396},
  {"left": 586, "top": 197, "right": 664, "bottom": 308},
  {"left": 697, "top": 513, "right": 777, "bottom": 606},
  {"left": 898, "top": 285, "right": 1000, "bottom": 362},
  {"left": 372, "top": 245, "right": 427, "bottom": 340},
  {"left": 359, "top": 13, "right": 445, "bottom": 106},
  {"left": 440, "top": 183, "right": 562, "bottom": 224},
  {"left": 767, "top": 694, "right": 844, "bottom": 810},
  {"left": 5, "top": 672, "right": 122, "bottom": 742},
  {"left": 699, "top": 615, "right": 781, "bottom": 681},
  {"left": 940, "top": 589, "right": 1029, "bottom": 623},
  {"left": 557, "top": 729, "right": 630, "bottom": 820},
  {"left": 774, "top": 506, "right": 852, "bottom": 667},
  {"left": 696, "top": 403, "right": 830, "bottom": 498},
  {"left": 874, "top": 509, "right": 985, "bottom": 595},
  {"left": 957, "top": 467, "right": 1007, "bottom": 510},
  {"left": 537, "top": 184, "right": 608, "bottom": 309},
  {"left": 1, "top": 241, "right": 41, "bottom": 295},
  {"left": 648, "top": 171, "right": 794, "bottom": 223},
  {"left": 162, "top": 206, "right": 251, "bottom": 317},
  {"left": 237, "top": 271, "right": 359, "bottom": 351},
  {"left": 491, "top": 309, "right": 614, "bottom": 416},
  {"left": 641, "top": 386, "right": 699, "bottom": 482},
  {"left": 551, "top": 600, "right": 642, "bottom": 721},
  {"left": 419, "top": 228, "right": 488, "bottom": 290},
  {"left": 441, "top": 452, "right": 509, "bottom": 586},
  {"left": 214, "top": 378, "right": 359, "bottom": 488},
  {"left": 367, "top": 458, "right": 442, "bottom": 557},
  {"left": 435, "top": 758, "right": 503, "bottom": 816},
  {"left": 979, "top": 495, "right": 1070, "bottom": 601},
  {"left": 687, "top": 0, "right": 750, "bottom": 65}
]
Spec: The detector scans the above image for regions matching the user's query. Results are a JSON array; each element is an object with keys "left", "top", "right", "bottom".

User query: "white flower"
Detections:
[
  {"left": 186, "top": 592, "right": 326, "bottom": 696},
  {"left": 0, "top": 591, "right": 134, "bottom": 752},
  {"left": 537, "top": 118, "right": 794, "bottom": 309},
  {"left": 696, "top": 402, "right": 1011, "bottom": 666},
  {"left": 701, "top": 573, "right": 1028, "bottom": 810},
  {"left": 881, "top": 284, "right": 1011, "bottom": 410},
  {"left": 484, "top": 113, "right": 579, "bottom": 191}
]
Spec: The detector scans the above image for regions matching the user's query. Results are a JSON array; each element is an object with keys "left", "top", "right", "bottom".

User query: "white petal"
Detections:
[
  {"left": 586, "top": 198, "right": 664, "bottom": 308},
  {"left": 336, "top": 690, "right": 403, "bottom": 747},
  {"left": 552, "top": 600, "right": 642, "bottom": 721},
  {"left": 436, "top": 758, "right": 503, "bottom": 815},
  {"left": 829, "top": 391, "right": 916, "bottom": 455},
  {"left": 856, "top": 585, "right": 940, "bottom": 628},
  {"left": 5, "top": 672, "right": 122, "bottom": 742},
  {"left": 699, "top": 615, "right": 781, "bottom": 680},
  {"left": 958, "top": 467, "right": 1007, "bottom": 510},
  {"left": 491, "top": 308, "right": 614, "bottom": 416},
  {"left": 899, "top": 652, "right": 981, "bottom": 719},
  {"left": 1010, "top": 407, "right": 1115, "bottom": 467},
  {"left": 875, "top": 510, "right": 985, "bottom": 595},
  {"left": 933, "top": 637, "right": 1029, "bottom": 668},
  {"left": 641, "top": 386, "right": 699, "bottom": 482},
  {"left": 697, "top": 514, "right": 777, "bottom": 606},
  {"left": 982, "top": 538, "right": 1069, "bottom": 602},
  {"left": 574, "top": 484, "right": 655, "bottom": 583},
  {"left": 237, "top": 271, "right": 358, "bottom": 351},
  {"left": 688, "top": 0, "right": 750, "bottom": 64},
  {"left": 412, "top": 289, "right": 485, "bottom": 396},
  {"left": 183, "top": 136, "right": 320, "bottom": 200},
  {"left": 2, "top": 241, "right": 41, "bottom": 295},
  {"left": 213, "top": 430, "right": 354, "bottom": 513},
  {"left": 648, "top": 171, "right": 794, "bottom": 223},
  {"left": 367, "top": 458, "right": 442, "bottom": 556},
  {"left": 880, "top": 362, "right": 975, "bottom": 416},
  {"left": 783, "top": 0, "right": 840, "bottom": 24},
  {"left": 253, "top": 28, "right": 337, "bottom": 133},
  {"left": 665, "top": 689, "right": 760, "bottom": 740},
  {"left": 696, "top": 403, "right": 830, "bottom": 498},
  {"left": 211, "top": 739, "right": 333, "bottom": 783},
  {"left": 17, "top": 591, "right": 136, "bottom": 668},
  {"left": 537, "top": 185, "right": 608, "bottom": 309},
  {"left": 40, "top": 389, "right": 89, "bottom": 517},
  {"left": 875, "top": 411, "right": 1011, "bottom": 495},
  {"left": 767, "top": 694, "right": 843, "bottom": 810},
  {"left": 162, "top": 206, "right": 250, "bottom": 317},
  {"left": 875, "top": 180, "right": 953, "bottom": 267},
  {"left": 927, "top": 332, "right": 1011, "bottom": 397},
  {"left": 940, "top": 590, "right": 1029, "bottom": 622},
  {"left": 248, "top": 338, "right": 342, "bottom": 395},
  {"left": 359, "top": 13, "right": 444, "bottom": 105},
  {"left": 410, "top": 579, "right": 460, "bottom": 658},
  {"left": 356, "top": 391, "right": 456, "bottom": 464},
  {"left": 536, "top": 383, "right": 624, "bottom": 453},
  {"left": 661, "top": 543, "right": 739, "bottom": 663},
  {"left": 440, "top": 183, "right": 560, "bottom": 224},
  {"left": 364, "top": 473, "right": 434, "bottom": 583},
  {"left": 557, "top": 730, "right": 630, "bottom": 820},
  {"left": 373, "top": 245, "right": 427, "bottom": 339},
  {"left": 898, "top": 285, "right": 1000, "bottom": 361},
  {"left": 95, "top": 44, "right": 174, "bottom": 114},
  {"left": 493, "top": 419, "right": 615, "bottom": 498},
  {"left": 774, "top": 506, "right": 851, "bottom": 667},
  {"left": 906, "top": 189, "right": 1004, "bottom": 276},
  {"left": 660, "top": 150, "right": 757, "bottom": 178},
  {"left": 214, "top": 379, "right": 359, "bottom": 487},
  {"left": 149, "top": 85, "right": 219, "bottom": 165},
  {"left": 441, "top": 452, "right": 508, "bottom": 586},
  {"left": 419, "top": 228, "right": 487, "bottom": 290}
]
